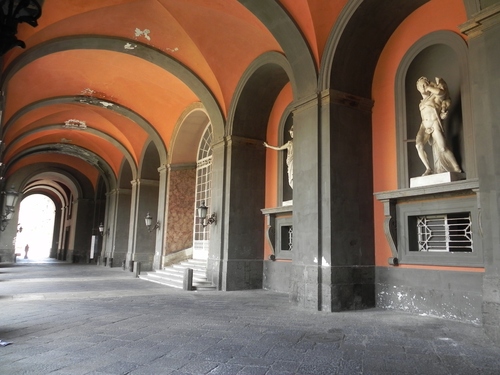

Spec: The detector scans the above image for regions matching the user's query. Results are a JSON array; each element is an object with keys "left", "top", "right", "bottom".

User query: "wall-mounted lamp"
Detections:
[
  {"left": 197, "top": 201, "right": 216, "bottom": 227},
  {"left": 0, "top": 186, "right": 19, "bottom": 231},
  {"left": 145, "top": 212, "right": 160, "bottom": 232},
  {"left": 98, "top": 222, "right": 109, "bottom": 236}
]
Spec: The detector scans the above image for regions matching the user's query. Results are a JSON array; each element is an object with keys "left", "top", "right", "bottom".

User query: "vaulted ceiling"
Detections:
[{"left": 0, "top": 0, "right": 347, "bottom": 198}]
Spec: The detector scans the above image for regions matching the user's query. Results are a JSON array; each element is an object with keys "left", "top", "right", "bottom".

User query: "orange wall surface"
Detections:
[
  {"left": 371, "top": 0, "right": 479, "bottom": 270},
  {"left": 263, "top": 84, "right": 293, "bottom": 259}
]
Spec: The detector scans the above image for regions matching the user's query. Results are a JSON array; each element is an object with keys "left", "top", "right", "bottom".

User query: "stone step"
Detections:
[{"left": 139, "top": 259, "right": 216, "bottom": 291}]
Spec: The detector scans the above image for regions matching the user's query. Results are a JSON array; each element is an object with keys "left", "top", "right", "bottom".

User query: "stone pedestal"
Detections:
[{"left": 410, "top": 172, "right": 465, "bottom": 188}]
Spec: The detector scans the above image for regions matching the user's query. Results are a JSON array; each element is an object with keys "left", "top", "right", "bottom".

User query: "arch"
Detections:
[
  {"left": 169, "top": 103, "right": 210, "bottom": 166},
  {"left": 6, "top": 144, "right": 117, "bottom": 192},
  {"left": 276, "top": 104, "right": 295, "bottom": 204},
  {"left": 395, "top": 30, "right": 475, "bottom": 186},
  {"left": 139, "top": 141, "right": 161, "bottom": 181},
  {"left": 23, "top": 181, "right": 69, "bottom": 209},
  {"left": 10, "top": 166, "right": 94, "bottom": 201},
  {"left": 5, "top": 123, "right": 137, "bottom": 176},
  {"left": 2, "top": 96, "right": 163, "bottom": 167},
  {"left": 1, "top": 36, "right": 225, "bottom": 143},
  {"left": 118, "top": 159, "right": 134, "bottom": 189},
  {"left": 320, "top": 0, "right": 429, "bottom": 97},
  {"left": 228, "top": 51, "right": 292, "bottom": 139},
  {"left": 238, "top": 0, "right": 317, "bottom": 99}
]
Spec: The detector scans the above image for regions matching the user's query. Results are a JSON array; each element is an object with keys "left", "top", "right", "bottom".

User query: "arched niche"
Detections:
[{"left": 395, "top": 31, "right": 475, "bottom": 188}]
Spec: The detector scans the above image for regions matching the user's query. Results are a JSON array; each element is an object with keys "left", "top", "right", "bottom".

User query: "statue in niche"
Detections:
[
  {"left": 264, "top": 126, "right": 293, "bottom": 189},
  {"left": 415, "top": 76, "right": 461, "bottom": 176}
]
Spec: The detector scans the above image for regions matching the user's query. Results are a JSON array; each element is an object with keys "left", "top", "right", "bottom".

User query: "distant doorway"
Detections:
[{"left": 15, "top": 195, "right": 55, "bottom": 259}]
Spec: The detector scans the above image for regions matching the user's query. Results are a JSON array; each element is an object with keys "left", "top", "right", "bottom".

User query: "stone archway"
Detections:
[
  {"left": 210, "top": 52, "right": 293, "bottom": 291},
  {"left": 127, "top": 141, "right": 162, "bottom": 271},
  {"left": 164, "top": 105, "right": 212, "bottom": 266}
]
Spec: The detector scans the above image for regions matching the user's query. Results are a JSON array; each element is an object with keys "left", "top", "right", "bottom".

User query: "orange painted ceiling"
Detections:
[{"left": 1, "top": 0, "right": 342, "bottom": 189}]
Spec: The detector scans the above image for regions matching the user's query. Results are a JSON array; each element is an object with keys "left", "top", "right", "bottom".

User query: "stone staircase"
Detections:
[{"left": 139, "top": 259, "right": 216, "bottom": 291}]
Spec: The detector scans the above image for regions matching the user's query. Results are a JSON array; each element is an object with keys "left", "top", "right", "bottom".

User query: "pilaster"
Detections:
[
  {"left": 153, "top": 164, "right": 168, "bottom": 270},
  {"left": 71, "top": 198, "right": 93, "bottom": 263},
  {"left": 214, "top": 135, "right": 266, "bottom": 291},
  {"left": 289, "top": 90, "right": 375, "bottom": 311},
  {"left": 127, "top": 178, "right": 159, "bottom": 271},
  {"left": 461, "top": 4, "right": 500, "bottom": 345},
  {"left": 107, "top": 188, "right": 131, "bottom": 267}
]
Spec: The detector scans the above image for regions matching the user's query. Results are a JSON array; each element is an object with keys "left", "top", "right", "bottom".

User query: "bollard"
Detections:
[
  {"left": 129, "top": 260, "right": 134, "bottom": 272},
  {"left": 122, "top": 260, "right": 126, "bottom": 270},
  {"left": 183, "top": 268, "right": 194, "bottom": 291},
  {"left": 133, "top": 261, "right": 141, "bottom": 278},
  {"left": 108, "top": 258, "right": 113, "bottom": 268}
]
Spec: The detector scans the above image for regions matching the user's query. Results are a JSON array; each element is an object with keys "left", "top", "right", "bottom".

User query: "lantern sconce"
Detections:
[
  {"left": 145, "top": 212, "right": 160, "bottom": 232},
  {"left": 197, "top": 201, "right": 216, "bottom": 227},
  {"left": 0, "top": 185, "right": 19, "bottom": 231},
  {"left": 98, "top": 222, "right": 109, "bottom": 236}
]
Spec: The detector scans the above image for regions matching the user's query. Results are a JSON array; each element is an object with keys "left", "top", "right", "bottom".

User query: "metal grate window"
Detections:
[
  {"left": 280, "top": 225, "right": 293, "bottom": 251},
  {"left": 416, "top": 212, "right": 473, "bottom": 252}
]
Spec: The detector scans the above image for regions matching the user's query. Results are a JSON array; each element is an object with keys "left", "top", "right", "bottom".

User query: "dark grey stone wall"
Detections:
[
  {"left": 72, "top": 198, "right": 93, "bottom": 263},
  {"left": 263, "top": 260, "right": 292, "bottom": 293},
  {"left": 461, "top": 5, "right": 500, "bottom": 344},
  {"left": 376, "top": 267, "right": 483, "bottom": 324}
]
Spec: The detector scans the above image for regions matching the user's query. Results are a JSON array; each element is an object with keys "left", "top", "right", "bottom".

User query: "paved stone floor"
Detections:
[{"left": 0, "top": 260, "right": 499, "bottom": 375}]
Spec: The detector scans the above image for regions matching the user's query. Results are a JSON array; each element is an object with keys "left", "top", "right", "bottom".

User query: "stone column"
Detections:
[
  {"left": 57, "top": 205, "right": 68, "bottom": 260},
  {"left": 49, "top": 203, "right": 62, "bottom": 259},
  {"left": 461, "top": 4, "right": 500, "bottom": 345},
  {"left": 126, "top": 179, "right": 139, "bottom": 267},
  {"left": 126, "top": 179, "right": 159, "bottom": 271},
  {"left": 153, "top": 165, "right": 168, "bottom": 270},
  {"left": 71, "top": 198, "right": 93, "bottom": 263},
  {"left": 109, "top": 188, "right": 131, "bottom": 268},
  {"left": 290, "top": 90, "right": 375, "bottom": 311},
  {"left": 0, "top": 210, "right": 20, "bottom": 263},
  {"left": 289, "top": 94, "right": 322, "bottom": 309},
  {"left": 209, "top": 136, "right": 266, "bottom": 291},
  {"left": 103, "top": 191, "right": 117, "bottom": 263}
]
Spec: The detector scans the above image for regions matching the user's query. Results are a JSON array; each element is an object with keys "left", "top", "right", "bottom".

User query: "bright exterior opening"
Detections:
[{"left": 15, "top": 195, "right": 55, "bottom": 260}]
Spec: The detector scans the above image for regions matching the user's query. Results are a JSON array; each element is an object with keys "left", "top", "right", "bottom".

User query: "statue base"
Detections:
[{"left": 410, "top": 172, "right": 465, "bottom": 188}]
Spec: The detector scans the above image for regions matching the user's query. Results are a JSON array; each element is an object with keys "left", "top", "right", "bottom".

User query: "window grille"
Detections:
[
  {"left": 416, "top": 212, "right": 473, "bottom": 252},
  {"left": 280, "top": 225, "right": 293, "bottom": 251}
]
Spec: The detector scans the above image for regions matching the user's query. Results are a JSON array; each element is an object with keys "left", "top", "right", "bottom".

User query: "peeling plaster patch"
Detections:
[
  {"left": 166, "top": 47, "right": 179, "bottom": 53},
  {"left": 322, "top": 257, "right": 330, "bottom": 267},
  {"left": 99, "top": 101, "right": 113, "bottom": 108},
  {"left": 63, "top": 119, "right": 87, "bottom": 129},
  {"left": 81, "top": 88, "right": 96, "bottom": 96},
  {"left": 135, "top": 28, "right": 151, "bottom": 41},
  {"left": 60, "top": 138, "right": 72, "bottom": 143},
  {"left": 124, "top": 43, "right": 137, "bottom": 50},
  {"left": 313, "top": 257, "right": 318, "bottom": 264}
]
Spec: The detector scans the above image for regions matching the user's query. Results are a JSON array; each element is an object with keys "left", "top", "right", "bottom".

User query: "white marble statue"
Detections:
[
  {"left": 415, "top": 76, "right": 461, "bottom": 176},
  {"left": 264, "top": 126, "right": 293, "bottom": 189}
]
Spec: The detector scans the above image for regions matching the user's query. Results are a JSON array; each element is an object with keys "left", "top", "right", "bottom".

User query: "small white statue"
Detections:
[
  {"left": 415, "top": 76, "right": 461, "bottom": 176},
  {"left": 264, "top": 126, "right": 293, "bottom": 189}
]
